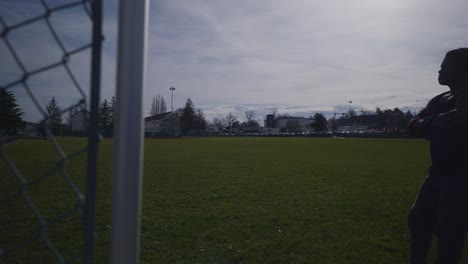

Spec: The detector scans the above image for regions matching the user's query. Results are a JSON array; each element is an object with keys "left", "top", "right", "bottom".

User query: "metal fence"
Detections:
[{"left": 0, "top": 0, "right": 102, "bottom": 263}]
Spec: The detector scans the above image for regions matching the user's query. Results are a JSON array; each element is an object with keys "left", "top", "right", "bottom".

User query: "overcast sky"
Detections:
[{"left": 1, "top": 0, "right": 468, "bottom": 123}]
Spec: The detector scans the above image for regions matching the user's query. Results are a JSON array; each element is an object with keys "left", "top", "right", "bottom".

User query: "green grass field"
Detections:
[{"left": 2, "top": 137, "right": 464, "bottom": 263}]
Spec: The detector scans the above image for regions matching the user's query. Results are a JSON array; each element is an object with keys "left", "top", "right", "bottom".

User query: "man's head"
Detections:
[{"left": 438, "top": 48, "right": 468, "bottom": 86}]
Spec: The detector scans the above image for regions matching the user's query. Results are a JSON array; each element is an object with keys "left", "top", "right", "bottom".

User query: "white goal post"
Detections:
[{"left": 111, "top": 0, "right": 149, "bottom": 264}]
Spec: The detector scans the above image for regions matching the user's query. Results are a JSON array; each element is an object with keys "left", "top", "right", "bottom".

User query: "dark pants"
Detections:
[{"left": 408, "top": 170, "right": 468, "bottom": 264}]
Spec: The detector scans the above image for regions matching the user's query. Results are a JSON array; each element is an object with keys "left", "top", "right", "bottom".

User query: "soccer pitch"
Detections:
[{"left": 3, "top": 137, "right": 461, "bottom": 263}]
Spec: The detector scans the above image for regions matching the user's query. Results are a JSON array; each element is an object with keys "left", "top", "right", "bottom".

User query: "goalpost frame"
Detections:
[
  {"left": 83, "top": 0, "right": 103, "bottom": 263},
  {"left": 111, "top": 0, "right": 149, "bottom": 263}
]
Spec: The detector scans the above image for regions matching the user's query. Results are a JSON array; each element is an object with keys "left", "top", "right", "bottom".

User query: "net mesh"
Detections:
[{"left": 0, "top": 1, "right": 101, "bottom": 262}]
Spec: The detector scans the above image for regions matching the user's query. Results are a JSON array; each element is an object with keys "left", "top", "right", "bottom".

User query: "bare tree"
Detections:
[
  {"left": 348, "top": 108, "right": 356, "bottom": 117},
  {"left": 212, "top": 117, "right": 225, "bottom": 132},
  {"left": 244, "top": 110, "right": 255, "bottom": 122},
  {"left": 160, "top": 97, "right": 167, "bottom": 113},
  {"left": 150, "top": 96, "right": 160, "bottom": 116},
  {"left": 150, "top": 95, "right": 167, "bottom": 116},
  {"left": 66, "top": 105, "right": 80, "bottom": 129},
  {"left": 359, "top": 108, "right": 372, "bottom": 116},
  {"left": 269, "top": 107, "right": 278, "bottom": 116},
  {"left": 223, "top": 112, "right": 238, "bottom": 134}
]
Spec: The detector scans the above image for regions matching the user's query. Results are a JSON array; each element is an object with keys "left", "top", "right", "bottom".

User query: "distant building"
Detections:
[
  {"left": 264, "top": 114, "right": 276, "bottom": 128},
  {"left": 264, "top": 115, "right": 315, "bottom": 131},
  {"left": 71, "top": 109, "right": 90, "bottom": 135},
  {"left": 206, "top": 123, "right": 220, "bottom": 134},
  {"left": 336, "top": 125, "right": 370, "bottom": 132},
  {"left": 19, "top": 122, "right": 41, "bottom": 137},
  {"left": 144, "top": 112, "right": 180, "bottom": 136}
]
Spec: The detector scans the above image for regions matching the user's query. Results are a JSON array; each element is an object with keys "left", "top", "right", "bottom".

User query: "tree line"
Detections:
[
  {"left": 162, "top": 97, "right": 265, "bottom": 135},
  {"left": 331, "top": 107, "right": 415, "bottom": 132},
  {"left": 0, "top": 89, "right": 66, "bottom": 136},
  {"left": 0, "top": 87, "right": 418, "bottom": 136},
  {"left": 45, "top": 95, "right": 117, "bottom": 135},
  {"left": 0, "top": 88, "right": 23, "bottom": 135}
]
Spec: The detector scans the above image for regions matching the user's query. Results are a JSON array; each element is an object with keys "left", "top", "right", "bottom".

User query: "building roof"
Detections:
[
  {"left": 71, "top": 109, "right": 90, "bottom": 118},
  {"left": 276, "top": 116, "right": 314, "bottom": 120},
  {"left": 144, "top": 112, "right": 175, "bottom": 122},
  {"left": 24, "top": 121, "right": 39, "bottom": 126}
]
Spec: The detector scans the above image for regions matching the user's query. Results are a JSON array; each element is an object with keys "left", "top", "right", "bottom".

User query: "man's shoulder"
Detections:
[
  {"left": 418, "top": 90, "right": 454, "bottom": 118},
  {"left": 426, "top": 90, "right": 454, "bottom": 107},
  {"left": 429, "top": 90, "right": 452, "bottom": 102}
]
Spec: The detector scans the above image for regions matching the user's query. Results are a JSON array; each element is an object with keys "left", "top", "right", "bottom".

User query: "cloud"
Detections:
[
  {"left": 145, "top": 0, "right": 468, "bottom": 118},
  {"left": 2, "top": 0, "right": 467, "bottom": 122},
  {"left": 0, "top": 0, "right": 118, "bottom": 122}
]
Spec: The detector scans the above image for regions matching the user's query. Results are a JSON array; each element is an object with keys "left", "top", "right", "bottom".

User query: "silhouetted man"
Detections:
[{"left": 407, "top": 48, "right": 468, "bottom": 264}]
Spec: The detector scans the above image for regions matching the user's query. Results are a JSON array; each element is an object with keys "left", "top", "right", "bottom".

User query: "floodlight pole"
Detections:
[
  {"left": 111, "top": 0, "right": 148, "bottom": 264},
  {"left": 170, "top": 86, "right": 175, "bottom": 112}
]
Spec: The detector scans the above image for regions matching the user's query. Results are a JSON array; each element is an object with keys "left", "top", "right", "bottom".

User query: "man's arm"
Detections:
[
  {"left": 407, "top": 116, "right": 433, "bottom": 138},
  {"left": 431, "top": 91, "right": 468, "bottom": 130},
  {"left": 456, "top": 90, "right": 468, "bottom": 130},
  {"left": 406, "top": 91, "right": 453, "bottom": 138}
]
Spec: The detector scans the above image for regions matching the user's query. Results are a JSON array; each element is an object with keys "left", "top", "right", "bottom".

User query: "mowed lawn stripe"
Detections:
[{"left": 4, "top": 137, "right": 458, "bottom": 263}]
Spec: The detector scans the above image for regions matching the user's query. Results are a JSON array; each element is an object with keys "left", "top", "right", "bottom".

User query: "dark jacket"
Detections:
[
  {"left": 408, "top": 90, "right": 468, "bottom": 177},
  {"left": 407, "top": 91, "right": 455, "bottom": 139}
]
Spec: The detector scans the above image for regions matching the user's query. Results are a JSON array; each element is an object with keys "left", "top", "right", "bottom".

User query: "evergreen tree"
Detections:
[
  {"left": 240, "top": 120, "right": 260, "bottom": 132},
  {"left": 0, "top": 88, "right": 23, "bottom": 134},
  {"left": 330, "top": 118, "right": 338, "bottom": 131},
  {"left": 312, "top": 113, "right": 328, "bottom": 132},
  {"left": 99, "top": 99, "right": 112, "bottom": 132},
  {"left": 194, "top": 108, "right": 207, "bottom": 131},
  {"left": 404, "top": 110, "right": 414, "bottom": 125},
  {"left": 110, "top": 96, "right": 116, "bottom": 128},
  {"left": 375, "top": 107, "right": 386, "bottom": 129},
  {"left": 180, "top": 98, "right": 196, "bottom": 135},
  {"left": 46, "top": 96, "right": 62, "bottom": 135},
  {"left": 393, "top": 107, "right": 405, "bottom": 131}
]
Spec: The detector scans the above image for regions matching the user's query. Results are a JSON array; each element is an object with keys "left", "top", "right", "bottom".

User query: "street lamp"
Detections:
[{"left": 169, "top": 86, "right": 175, "bottom": 112}]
